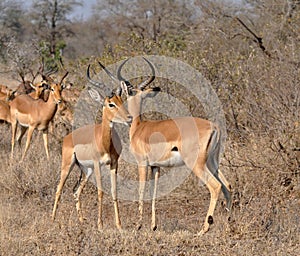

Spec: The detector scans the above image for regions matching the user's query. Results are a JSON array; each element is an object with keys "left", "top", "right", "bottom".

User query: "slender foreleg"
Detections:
[
  {"left": 137, "top": 165, "right": 147, "bottom": 230},
  {"left": 52, "top": 156, "right": 76, "bottom": 220},
  {"left": 22, "top": 126, "right": 35, "bottom": 161},
  {"left": 16, "top": 126, "right": 27, "bottom": 146},
  {"left": 94, "top": 160, "right": 103, "bottom": 231},
  {"left": 74, "top": 167, "right": 93, "bottom": 222},
  {"left": 10, "top": 121, "right": 18, "bottom": 159},
  {"left": 42, "top": 129, "right": 50, "bottom": 160},
  {"left": 110, "top": 162, "right": 121, "bottom": 229}
]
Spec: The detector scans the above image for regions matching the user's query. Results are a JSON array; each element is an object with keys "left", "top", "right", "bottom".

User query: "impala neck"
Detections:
[
  {"left": 100, "top": 108, "right": 114, "bottom": 152},
  {"left": 42, "top": 92, "right": 59, "bottom": 120},
  {"left": 128, "top": 95, "right": 142, "bottom": 141}
]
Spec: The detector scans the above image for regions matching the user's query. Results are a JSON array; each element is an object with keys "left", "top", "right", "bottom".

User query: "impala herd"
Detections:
[{"left": 0, "top": 57, "right": 232, "bottom": 235}]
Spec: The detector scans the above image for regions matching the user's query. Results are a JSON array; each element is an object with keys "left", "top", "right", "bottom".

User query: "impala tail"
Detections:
[{"left": 206, "top": 127, "right": 232, "bottom": 211}]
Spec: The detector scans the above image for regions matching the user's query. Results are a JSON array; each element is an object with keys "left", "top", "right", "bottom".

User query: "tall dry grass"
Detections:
[{"left": 0, "top": 117, "right": 299, "bottom": 255}]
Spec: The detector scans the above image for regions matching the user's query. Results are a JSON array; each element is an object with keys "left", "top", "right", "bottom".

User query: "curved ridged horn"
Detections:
[
  {"left": 117, "top": 58, "right": 130, "bottom": 82},
  {"left": 117, "top": 58, "right": 155, "bottom": 90},
  {"left": 29, "top": 82, "right": 36, "bottom": 90},
  {"left": 98, "top": 61, "right": 122, "bottom": 96},
  {"left": 138, "top": 57, "right": 156, "bottom": 90},
  {"left": 59, "top": 71, "right": 69, "bottom": 85},
  {"left": 98, "top": 61, "right": 118, "bottom": 82},
  {"left": 87, "top": 64, "right": 104, "bottom": 89}
]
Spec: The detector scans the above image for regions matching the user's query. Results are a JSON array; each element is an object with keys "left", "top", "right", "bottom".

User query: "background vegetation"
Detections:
[{"left": 0, "top": 0, "right": 299, "bottom": 255}]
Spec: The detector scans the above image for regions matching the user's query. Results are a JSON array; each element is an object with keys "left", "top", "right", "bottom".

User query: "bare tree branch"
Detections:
[{"left": 235, "top": 17, "right": 272, "bottom": 58}]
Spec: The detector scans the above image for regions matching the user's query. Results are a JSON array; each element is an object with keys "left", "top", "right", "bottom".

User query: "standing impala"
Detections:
[
  {"left": 52, "top": 65, "right": 132, "bottom": 230},
  {"left": 98, "top": 58, "right": 232, "bottom": 235},
  {"left": 10, "top": 72, "right": 68, "bottom": 161},
  {"left": 0, "top": 79, "right": 49, "bottom": 124},
  {"left": 0, "top": 85, "right": 13, "bottom": 101}
]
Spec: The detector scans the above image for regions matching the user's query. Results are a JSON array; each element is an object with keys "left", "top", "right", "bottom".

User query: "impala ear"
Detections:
[
  {"left": 66, "top": 82, "right": 73, "bottom": 90},
  {"left": 116, "top": 87, "right": 122, "bottom": 96},
  {"left": 88, "top": 88, "right": 102, "bottom": 102},
  {"left": 29, "top": 82, "right": 36, "bottom": 89},
  {"left": 120, "top": 81, "right": 129, "bottom": 97},
  {"left": 142, "top": 87, "right": 161, "bottom": 99}
]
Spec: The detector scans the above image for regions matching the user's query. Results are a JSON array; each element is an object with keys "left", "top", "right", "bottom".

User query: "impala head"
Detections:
[
  {"left": 29, "top": 79, "right": 49, "bottom": 99},
  {"left": 87, "top": 65, "right": 132, "bottom": 126},
  {"left": 103, "top": 94, "right": 132, "bottom": 126},
  {"left": 95, "top": 57, "right": 159, "bottom": 119},
  {"left": 48, "top": 71, "right": 69, "bottom": 104},
  {"left": 0, "top": 85, "right": 13, "bottom": 101},
  {"left": 116, "top": 57, "right": 160, "bottom": 117}
]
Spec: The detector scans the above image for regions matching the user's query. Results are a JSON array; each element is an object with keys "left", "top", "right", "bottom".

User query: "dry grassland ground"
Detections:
[{"left": 0, "top": 121, "right": 299, "bottom": 255}]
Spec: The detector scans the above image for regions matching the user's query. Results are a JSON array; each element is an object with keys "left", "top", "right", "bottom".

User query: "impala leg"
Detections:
[
  {"left": 110, "top": 163, "right": 121, "bottom": 229},
  {"left": 137, "top": 165, "right": 147, "bottom": 230},
  {"left": 150, "top": 166, "right": 160, "bottom": 231},
  {"left": 217, "top": 170, "right": 231, "bottom": 190},
  {"left": 16, "top": 126, "right": 27, "bottom": 147},
  {"left": 217, "top": 170, "right": 232, "bottom": 211},
  {"left": 74, "top": 167, "right": 92, "bottom": 223},
  {"left": 52, "top": 156, "right": 75, "bottom": 221},
  {"left": 22, "top": 126, "right": 35, "bottom": 161},
  {"left": 193, "top": 165, "right": 221, "bottom": 235},
  {"left": 42, "top": 129, "right": 50, "bottom": 160},
  {"left": 10, "top": 121, "right": 17, "bottom": 159},
  {"left": 94, "top": 160, "right": 103, "bottom": 231}
]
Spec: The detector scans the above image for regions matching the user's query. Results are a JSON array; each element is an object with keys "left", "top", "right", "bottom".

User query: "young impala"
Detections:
[
  {"left": 10, "top": 72, "right": 68, "bottom": 161},
  {"left": 52, "top": 65, "right": 132, "bottom": 230},
  {"left": 97, "top": 58, "right": 232, "bottom": 235}
]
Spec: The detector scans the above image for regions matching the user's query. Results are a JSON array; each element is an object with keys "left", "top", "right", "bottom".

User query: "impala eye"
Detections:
[{"left": 108, "top": 103, "right": 115, "bottom": 108}]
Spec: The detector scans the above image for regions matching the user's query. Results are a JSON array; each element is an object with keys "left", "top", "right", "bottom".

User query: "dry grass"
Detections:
[{"left": 0, "top": 121, "right": 299, "bottom": 256}]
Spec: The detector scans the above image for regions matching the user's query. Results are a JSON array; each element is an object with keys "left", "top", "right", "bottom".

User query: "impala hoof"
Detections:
[{"left": 208, "top": 215, "right": 214, "bottom": 224}]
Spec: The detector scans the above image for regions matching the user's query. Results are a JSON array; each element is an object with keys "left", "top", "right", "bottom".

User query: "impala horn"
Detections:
[
  {"left": 97, "top": 61, "right": 122, "bottom": 96},
  {"left": 87, "top": 63, "right": 121, "bottom": 97},
  {"left": 117, "top": 57, "right": 155, "bottom": 90},
  {"left": 60, "top": 71, "right": 69, "bottom": 84},
  {"left": 87, "top": 64, "right": 104, "bottom": 89},
  {"left": 138, "top": 57, "right": 156, "bottom": 90}
]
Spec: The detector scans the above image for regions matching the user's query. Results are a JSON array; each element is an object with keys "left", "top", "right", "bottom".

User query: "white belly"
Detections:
[
  {"left": 19, "top": 122, "right": 29, "bottom": 127},
  {"left": 77, "top": 159, "right": 95, "bottom": 168},
  {"left": 149, "top": 151, "right": 185, "bottom": 167},
  {"left": 74, "top": 144, "right": 111, "bottom": 165}
]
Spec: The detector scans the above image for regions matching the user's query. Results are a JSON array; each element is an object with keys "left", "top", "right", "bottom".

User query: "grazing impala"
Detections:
[
  {"left": 52, "top": 65, "right": 132, "bottom": 230},
  {"left": 10, "top": 72, "right": 68, "bottom": 161},
  {"left": 97, "top": 57, "right": 232, "bottom": 235}
]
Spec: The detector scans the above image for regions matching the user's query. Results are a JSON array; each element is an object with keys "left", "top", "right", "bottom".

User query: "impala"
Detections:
[
  {"left": 0, "top": 85, "right": 13, "bottom": 101},
  {"left": 10, "top": 62, "right": 57, "bottom": 99},
  {"left": 0, "top": 80, "right": 49, "bottom": 124},
  {"left": 97, "top": 57, "right": 232, "bottom": 235},
  {"left": 10, "top": 72, "right": 68, "bottom": 161},
  {"left": 0, "top": 100, "right": 11, "bottom": 123},
  {"left": 52, "top": 65, "right": 132, "bottom": 230}
]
